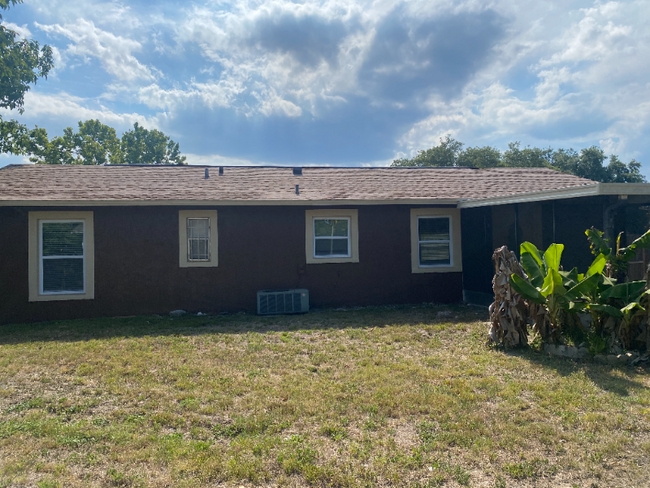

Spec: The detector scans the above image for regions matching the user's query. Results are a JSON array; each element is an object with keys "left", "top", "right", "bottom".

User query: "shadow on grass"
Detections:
[
  {"left": 506, "top": 347, "right": 648, "bottom": 397},
  {"left": 0, "top": 303, "right": 489, "bottom": 345}
]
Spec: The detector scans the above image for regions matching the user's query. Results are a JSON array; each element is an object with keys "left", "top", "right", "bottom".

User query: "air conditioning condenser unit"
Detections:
[{"left": 257, "top": 289, "right": 309, "bottom": 315}]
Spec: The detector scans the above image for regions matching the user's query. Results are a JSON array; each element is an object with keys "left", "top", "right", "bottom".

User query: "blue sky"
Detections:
[{"left": 1, "top": 0, "right": 649, "bottom": 174}]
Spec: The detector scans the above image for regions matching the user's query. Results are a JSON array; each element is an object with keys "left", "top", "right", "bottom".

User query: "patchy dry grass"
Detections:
[{"left": 0, "top": 304, "right": 649, "bottom": 487}]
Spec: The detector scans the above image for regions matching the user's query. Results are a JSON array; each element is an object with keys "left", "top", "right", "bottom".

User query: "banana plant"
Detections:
[
  {"left": 509, "top": 242, "right": 605, "bottom": 332},
  {"left": 587, "top": 281, "right": 650, "bottom": 347},
  {"left": 586, "top": 227, "right": 650, "bottom": 281}
]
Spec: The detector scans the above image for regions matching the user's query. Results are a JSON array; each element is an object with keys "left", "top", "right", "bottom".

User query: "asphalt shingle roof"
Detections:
[{"left": 0, "top": 164, "right": 597, "bottom": 204}]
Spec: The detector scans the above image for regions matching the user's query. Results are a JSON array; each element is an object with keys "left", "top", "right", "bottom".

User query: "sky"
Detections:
[{"left": 1, "top": 0, "right": 649, "bottom": 174}]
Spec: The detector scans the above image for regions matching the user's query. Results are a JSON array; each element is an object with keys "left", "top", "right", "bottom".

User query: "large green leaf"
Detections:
[
  {"left": 510, "top": 274, "right": 545, "bottom": 305},
  {"left": 562, "top": 273, "right": 601, "bottom": 303},
  {"left": 541, "top": 268, "right": 566, "bottom": 298},
  {"left": 567, "top": 301, "right": 588, "bottom": 311},
  {"left": 586, "top": 253, "right": 606, "bottom": 278},
  {"left": 600, "top": 281, "right": 646, "bottom": 301},
  {"left": 622, "top": 301, "right": 645, "bottom": 314},
  {"left": 520, "top": 242, "right": 544, "bottom": 271},
  {"left": 521, "top": 253, "right": 544, "bottom": 288},
  {"left": 543, "top": 243, "right": 564, "bottom": 273},
  {"left": 588, "top": 304, "right": 624, "bottom": 319},
  {"left": 559, "top": 268, "right": 579, "bottom": 289},
  {"left": 597, "top": 276, "right": 616, "bottom": 293},
  {"left": 621, "top": 289, "right": 650, "bottom": 314},
  {"left": 620, "top": 229, "right": 650, "bottom": 263},
  {"left": 585, "top": 228, "right": 611, "bottom": 258}
]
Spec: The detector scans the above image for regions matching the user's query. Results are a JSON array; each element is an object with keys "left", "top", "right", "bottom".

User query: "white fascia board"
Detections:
[
  {"left": 457, "top": 184, "right": 600, "bottom": 208},
  {"left": 597, "top": 183, "right": 650, "bottom": 195},
  {"left": 0, "top": 198, "right": 460, "bottom": 207}
]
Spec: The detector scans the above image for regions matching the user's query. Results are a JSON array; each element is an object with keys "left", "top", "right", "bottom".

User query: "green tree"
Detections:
[
  {"left": 120, "top": 122, "right": 186, "bottom": 165},
  {"left": 502, "top": 142, "right": 551, "bottom": 168},
  {"left": 457, "top": 145, "right": 502, "bottom": 168},
  {"left": 392, "top": 135, "right": 464, "bottom": 167},
  {"left": 603, "top": 154, "right": 643, "bottom": 183},
  {"left": 0, "top": 0, "right": 53, "bottom": 114},
  {"left": 0, "top": 0, "right": 54, "bottom": 155},
  {"left": 24, "top": 120, "right": 186, "bottom": 165},
  {"left": 73, "top": 119, "right": 122, "bottom": 165},
  {"left": 24, "top": 121, "right": 119, "bottom": 165}
]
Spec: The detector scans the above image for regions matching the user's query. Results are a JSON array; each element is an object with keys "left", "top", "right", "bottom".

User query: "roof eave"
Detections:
[
  {"left": 0, "top": 198, "right": 461, "bottom": 207},
  {"left": 457, "top": 184, "right": 601, "bottom": 208}
]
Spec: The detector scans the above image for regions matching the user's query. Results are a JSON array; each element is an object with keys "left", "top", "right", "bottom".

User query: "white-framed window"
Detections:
[
  {"left": 40, "top": 220, "right": 86, "bottom": 294},
  {"left": 305, "top": 209, "right": 359, "bottom": 264},
  {"left": 417, "top": 216, "right": 451, "bottom": 267},
  {"left": 313, "top": 217, "right": 351, "bottom": 258},
  {"left": 28, "top": 211, "right": 95, "bottom": 302},
  {"left": 410, "top": 208, "right": 462, "bottom": 273},
  {"left": 179, "top": 210, "right": 218, "bottom": 268}
]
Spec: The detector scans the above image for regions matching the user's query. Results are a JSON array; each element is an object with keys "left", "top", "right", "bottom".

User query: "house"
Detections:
[{"left": 1, "top": 164, "right": 649, "bottom": 324}]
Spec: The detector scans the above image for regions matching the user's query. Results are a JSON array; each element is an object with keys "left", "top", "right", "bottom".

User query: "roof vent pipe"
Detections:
[
  {"left": 204, "top": 168, "right": 209, "bottom": 179},
  {"left": 219, "top": 166, "right": 224, "bottom": 176},
  {"left": 293, "top": 167, "right": 302, "bottom": 176},
  {"left": 295, "top": 184, "right": 300, "bottom": 195}
]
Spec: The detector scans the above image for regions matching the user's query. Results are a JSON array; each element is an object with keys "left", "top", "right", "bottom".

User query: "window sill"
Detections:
[
  {"left": 30, "top": 292, "right": 94, "bottom": 302},
  {"left": 308, "top": 255, "right": 359, "bottom": 264}
]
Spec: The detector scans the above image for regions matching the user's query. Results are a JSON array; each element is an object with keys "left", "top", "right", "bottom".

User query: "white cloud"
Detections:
[
  {"left": 184, "top": 153, "right": 253, "bottom": 166},
  {"left": 170, "top": 2, "right": 372, "bottom": 118},
  {"left": 28, "top": 0, "right": 143, "bottom": 32},
  {"left": 255, "top": 88, "right": 302, "bottom": 118},
  {"left": 540, "top": 2, "right": 631, "bottom": 66},
  {"left": 36, "top": 19, "right": 153, "bottom": 81},
  {"left": 1, "top": 21, "right": 32, "bottom": 37},
  {"left": 394, "top": 0, "right": 650, "bottom": 165},
  {"left": 134, "top": 79, "right": 247, "bottom": 112},
  {"left": 18, "top": 91, "right": 152, "bottom": 130}
]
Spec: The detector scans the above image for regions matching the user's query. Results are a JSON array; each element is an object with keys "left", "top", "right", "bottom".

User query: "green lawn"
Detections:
[{"left": 0, "top": 305, "right": 649, "bottom": 487}]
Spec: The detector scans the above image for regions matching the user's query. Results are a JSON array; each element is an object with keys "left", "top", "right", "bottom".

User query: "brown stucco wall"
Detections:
[{"left": 0, "top": 205, "right": 462, "bottom": 324}]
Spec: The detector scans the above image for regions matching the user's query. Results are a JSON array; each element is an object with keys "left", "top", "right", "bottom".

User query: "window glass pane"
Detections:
[
  {"left": 187, "top": 218, "right": 210, "bottom": 261},
  {"left": 315, "top": 239, "right": 333, "bottom": 256},
  {"left": 188, "top": 218, "right": 209, "bottom": 239},
  {"left": 42, "top": 222, "right": 84, "bottom": 256},
  {"left": 420, "top": 243, "right": 451, "bottom": 266},
  {"left": 43, "top": 258, "right": 84, "bottom": 292},
  {"left": 314, "top": 219, "right": 348, "bottom": 237},
  {"left": 315, "top": 238, "right": 349, "bottom": 256},
  {"left": 189, "top": 238, "right": 209, "bottom": 260},
  {"left": 331, "top": 238, "right": 349, "bottom": 255},
  {"left": 419, "top": 218, "right": 449, "bottom": 241}
]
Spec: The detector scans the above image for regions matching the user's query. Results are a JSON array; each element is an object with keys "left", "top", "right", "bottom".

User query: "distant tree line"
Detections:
[
  {"left": 3, "top": 120, "right": 186, "bottom": 165},
  {"left": 391, "top": 135, "right": 644, "bottom": 183}
]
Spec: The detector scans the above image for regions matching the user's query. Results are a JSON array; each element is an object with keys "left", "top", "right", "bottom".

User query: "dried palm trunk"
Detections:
[
  {"left": 529, "top": 302, "right": 553, "bottom": 342},
  {"left": 488, "top": 246, "right": 529, "bottom": 347}
]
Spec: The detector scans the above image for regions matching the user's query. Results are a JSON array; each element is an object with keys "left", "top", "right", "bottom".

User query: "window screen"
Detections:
[
  {"left": 418, "top": 217, "right": 451, "bottom": 266},
  {"left": 187, "top": 218, "right": 210, "bottom": 261},
  {"left": 40, "top": 221, "right": 85, "bottom": 293},
  {"left": 313, "top": 218, "right": 350, "bottom": 257}
]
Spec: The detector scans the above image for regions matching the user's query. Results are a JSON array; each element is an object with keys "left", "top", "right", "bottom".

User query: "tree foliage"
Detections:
[
  {"left": 392, "top": 136, "right": 645, "bottom": 183},
  {"left": 121, "top": 122, "right": 185, "bottom": 165},
  {"left": 0, "top": 0, "right": 53, "bottom": 114},
  {"left": 0, "top": 0, "right": 52, "bottom": 155},
  {"left": 23, "top": 120, "right": 187, "bottom": 165}
]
